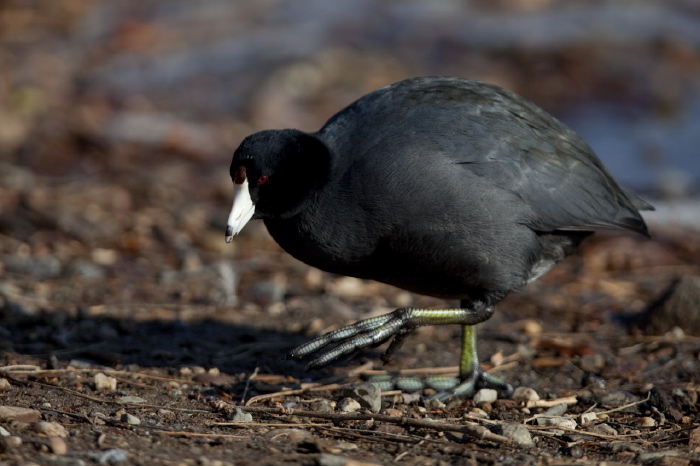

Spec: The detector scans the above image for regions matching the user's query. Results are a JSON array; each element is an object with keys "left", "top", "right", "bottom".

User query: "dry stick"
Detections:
[
  {"left": 595, "top": 392, "right": 651, "bottom": 416},
  {"left": 245, "top": 383, "right": 348, "bottom": 406},
  {"left": 240, "top": 367, "right": 259, "bottom": 404},
  {"left": 239, "top": 406, "right": 510, "bottom": 444}
]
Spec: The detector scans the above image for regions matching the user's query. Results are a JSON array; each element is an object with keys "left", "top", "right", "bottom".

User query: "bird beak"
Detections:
[{"left": 225, "top": 176, "right": 255, "bottom": 243}]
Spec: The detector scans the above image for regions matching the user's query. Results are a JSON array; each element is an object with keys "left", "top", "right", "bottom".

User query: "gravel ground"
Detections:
[{"left": 1, "top": 1, "right": 699, "bottom": 464}]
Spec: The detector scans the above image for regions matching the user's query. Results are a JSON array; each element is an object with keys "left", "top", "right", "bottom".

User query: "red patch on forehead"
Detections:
[{"left": 234, "top": 166, "right": 247, "bottom": 184}]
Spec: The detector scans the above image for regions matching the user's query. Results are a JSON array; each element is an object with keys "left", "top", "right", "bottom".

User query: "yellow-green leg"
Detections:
[{"left": 288, "top": 303, "right": 513, "bottom": 399}]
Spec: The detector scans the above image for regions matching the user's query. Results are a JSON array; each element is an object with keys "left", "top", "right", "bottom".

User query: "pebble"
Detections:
[
  {"left": 610, "top": 441, "right": 644, "bottom": 453},
  {"left": 97, "top": 448, "right": 129, "bottom": 465},
  {"left": 544, "top": 416, "right": 577, "bottom": 430},
  {"left": 120, "top": 413, "right": 141, "bottom": 425},
  {"left": 495, "top": 423, "right": 534, "bottom": 448},
  {"left": 473, "top": 388, "right": 498, "bottom": 403},
  {"left": 467, "top": 408, "right": 489, "bottom": 419},
  {"left": 49, "top": 435, "right": 68, "bottom": 455},
  {"left": 587, "top": 423, "right": 618, "bottom": 436},
  {"left": 265, "top": 428, "right": 314, "bottom": 443},
  {"left": 638, "top": 416, "right": 657, "bottom": 427},
  {"left": 229, "top": 407, "right": 252, "bottom": 423},
  {"left": 0, "top": 405, "right": 41, "bottom": 423},
  {"left": 309, "top": 399, "right": 335, "bottom": 413},
  {"left": 342, "top": 383, "right": 382, "bottom": 413},
  {"left": 94, "top": 373, "right": 117, "bottom": 391},
  {"left": 0, "top": 378, "right": 10, "bottom": 390},
  {"left": 0, "top": 426, "right": 10, "bottom": 436},
  {"left": 512, "top": 386, "right": 539, "bottom": 403},
  {"left": 318, "top": 453, "right": 380, "bottom": 466},
  {"left": 597, "top": 391, "right": 639, "bottom": 408},
  {"left": 35, "top": 421, "right": 68, "bottom": 437},
  {"left": 543, "top": 403, "right": 568, "bottom": 417},
  {"left": 116, "top": 396, "right": 146, "bottom": 404},
  {"left": 579, "top": 412, "right": 598, "bottom": 424},
  {"left": 423, "top": 397, "right": 446, "bottom": 411},
  {"left": 0, "top": 435, "right": 22, "bottom": 451},
  {"left": 638, "top": 450, "right": 691, "bottom": 464},
  {"left": 689, "top": 427, "right": 700, "bottom": 447},
  {"left": 536, "top": 403, "right": 568, "bottom": 426},
  {"left": 337, "top": 398, "right": 362, "bottom": 413}
]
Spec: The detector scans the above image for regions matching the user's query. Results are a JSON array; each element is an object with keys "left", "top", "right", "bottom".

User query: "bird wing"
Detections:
[{"left": 443, "top": 83, "right": 652, "bottom": 236}]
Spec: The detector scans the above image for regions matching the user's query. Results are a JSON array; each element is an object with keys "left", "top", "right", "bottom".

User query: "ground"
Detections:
[{"left": 1, "top": 1, "right": 700, "bottom": 464}]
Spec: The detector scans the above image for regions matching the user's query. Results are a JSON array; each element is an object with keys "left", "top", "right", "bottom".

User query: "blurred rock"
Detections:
[
  {"left": 229, "top": 408, "right": 252, "bottom": 423},
  {"left": 642, "top": 277, "right": 700, "bottom": 336},
  {"left": 0, "top": 406, "right": 41, "bottom": 423},
  {"left": 493, "top": 423, "right": 534, "bottom": 448},
  {"left": 337, "top": 398, "right": 362, "bottom": 413},
  {"left": 94, "top": 373, "right": 117, "bottom": 391},
  {"left": 35, "top": 421, "right": 68, "bottom": 437},
  {"left": 342, "top": 383, "right": 382, "bottom": 413}
]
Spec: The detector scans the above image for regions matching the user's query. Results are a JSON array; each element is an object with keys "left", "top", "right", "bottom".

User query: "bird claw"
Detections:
[
  {"left": 287, "top": 309, "right": 415, "bottom": 370},
  {"left": 428, "top": 368, "right": 514, "bottom": 401}
]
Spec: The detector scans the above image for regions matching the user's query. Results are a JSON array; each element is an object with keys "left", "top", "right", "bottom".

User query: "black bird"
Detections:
[{"left": 225, "top": 76, "right": 653, "bottom": 398}]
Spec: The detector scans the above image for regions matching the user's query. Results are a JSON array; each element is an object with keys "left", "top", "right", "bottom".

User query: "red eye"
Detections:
[{"left": 258, "top": 175, "right": 269, "bottom": 184}]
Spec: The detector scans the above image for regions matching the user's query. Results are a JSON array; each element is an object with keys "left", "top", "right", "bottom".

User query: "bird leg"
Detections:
[{"left": 288, "top": 302, "right": 512, "bottom": 399}]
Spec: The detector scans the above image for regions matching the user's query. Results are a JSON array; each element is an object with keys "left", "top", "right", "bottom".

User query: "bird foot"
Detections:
[{"left": 368, "top": 368, "right": 513, "bottom": 401}]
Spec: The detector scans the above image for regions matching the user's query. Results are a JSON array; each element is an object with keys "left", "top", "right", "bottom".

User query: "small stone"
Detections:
[
  {"left": 543, "top": 403, "right": 568, "bottom": 417},
  {"left": 638, "top": 416, "right": 657, "bottom": 427},
  {"left": 473, "top": 388, "right": 498, "bottom": 403},
  {"left": 0, "top": 405, "right": 41, "bottom": 423},
  {"left": 468, "top": 408, "right": 488, "bottom": 419},
  {"left": 638, "top": 450, "right": 690, "bottom": 464},
  {"left": 0, "top": 435, "right": 22, "bottom": 451},
  {"left": 512, "top": 386, "right": 539, "bottom": 403},
  {"left": 342, "top": 383, "right": 382, "bottom": 413},
  {"left": 536, "top": 403, "right": 568, "bottom": 425},
  {"left": 120, "top": 413, "right": 141, "bottom": 425},
  {"left": 689, "top": 427, "right": 700, "bottom": 447},
  {"left": 0, "top": 426, "right": 10, "bottom": 436},
  {"left": 35, "top": 421, "right": 68, "bottom": 438},
  {"left": 229, "top": 407, "right": 252, "bottom": 423},
  {"left": 337, "top": 398, "right": 362, "bottom": 413},
  {"left": 565, "top": 445, "right": 584, "bottom": 458},
  {"left": 494, "top": 423, "right": 534, "bottom": 447},
  {"left": 424, "top": 397, "right": 446, "bottom": 411},
  {"left": 49, "top": 435, "right": 68, "bottom": 455},
  {"left": 610, "top": 441, "right": 644, "bottom": 453},
  {"left": 116, "top": 396, "right": 146, "bottom": 404},
  {"left": 544, "top": 416, "right": 577, "bottom": 430},
  {"left": 0, "top": 378, "right": 10, "bottom": 390},
  {"left": 310, "top": 399, "right": 335, "bottom": 413},
  {"left": 579, "top": 412, "right": 598, "bottom": 424},
  {"left": 94, "top": 373, "right": 117, "bottom": 391},
  {"left": 265, "top": 428, "right": 314, "bottom": 443},
  {"left": 643, "top": 276, "right": 700, "bottom": 335},
  {"left": 97, "top": 448, "right": 129, "bottom": 464},
  {"left": 597, "top": 390, "right": 639, "bottom": 408},
  {"left": 587, "top": 423, "right": 618, "bottom": 436}
]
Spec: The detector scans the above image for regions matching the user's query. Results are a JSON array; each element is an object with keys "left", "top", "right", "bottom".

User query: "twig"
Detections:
[
  {"left": 595, "top": 392, "right": 651, "bottom": 415},
  {"left": 525, "top": 396, "right": 578, "bottom": 409},
  {"left": 245, "top": 383, "right": 348, "bottom": 406},
  {"left": 238, "top": 406, "right": 510, "bottom": 444},
  {"left": 241, "top": 367, "right": 259, "bottom": 404}
]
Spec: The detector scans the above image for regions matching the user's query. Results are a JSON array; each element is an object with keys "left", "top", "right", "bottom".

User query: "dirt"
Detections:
[{"left": 2, "top": 1, "right": 700, "bottom": 465}]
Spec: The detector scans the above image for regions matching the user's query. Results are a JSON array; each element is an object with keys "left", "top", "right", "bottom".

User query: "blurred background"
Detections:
[{"left": 1, "top": 0, "right": 699, "bottom": 373}]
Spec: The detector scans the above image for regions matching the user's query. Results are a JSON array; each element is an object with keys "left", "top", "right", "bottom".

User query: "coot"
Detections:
[{"left": 225, "top": 76, "right": 653, "bottom": 398}]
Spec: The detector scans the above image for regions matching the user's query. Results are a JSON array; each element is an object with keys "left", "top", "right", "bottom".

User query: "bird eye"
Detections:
[{"left": 258, "top": 175, "right": 269, "bottom": 184}]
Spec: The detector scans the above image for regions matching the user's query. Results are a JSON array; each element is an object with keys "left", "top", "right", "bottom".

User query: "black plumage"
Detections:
[{"left": 226, "top": 76, "right": 653, "bottom": 398}]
